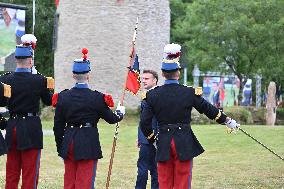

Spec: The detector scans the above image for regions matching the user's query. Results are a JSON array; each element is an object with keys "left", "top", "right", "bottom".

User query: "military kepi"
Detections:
[
  {"left": 161, "top": 43, "right": 181, "bottom": 71},
  {"left": 72, "top": 48, "right": 91, "bottom": 74},
  {"left": 15, "top": 45, "right": 33, "bottom": 59},
  {"left": 15, "top": 34, "right": 37, "bottom": 59}
]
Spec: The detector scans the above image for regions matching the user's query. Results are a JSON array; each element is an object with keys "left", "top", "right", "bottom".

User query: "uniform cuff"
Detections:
[
  {"left": 146, "top": 132, "right": 156, "bottom": 144},
  {"left": 215, "top": 110, "right": 227, "bottom": 124}
]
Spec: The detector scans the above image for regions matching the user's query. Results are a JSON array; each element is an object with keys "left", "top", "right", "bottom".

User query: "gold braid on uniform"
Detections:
[
  {"left": 147, "top": 132, "right": 154, "bottom": 140},
  {"left": 141, "top": 91, "right": 146, "bottom": 100},
  {"left": 162, "top": 58, "right": 179, "bottom": 63},
  {"left": 214, "top": 110, "right": 221, "bottom": 121},
  {"left": 194, "top": 87, "right": 203, "bottom": 96}
]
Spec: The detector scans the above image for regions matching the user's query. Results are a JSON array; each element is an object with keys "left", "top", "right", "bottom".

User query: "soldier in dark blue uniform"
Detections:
[
  {"left": 140, "top": 43, "right": 239, "bottom": 189},
  {"left": 0, "top": 83, "right": 11, "bottom": 156},
  {"left": 0, "top": 34, "right": 54, "bottom": 189},
  {"left": 135, "top": 70, "right": 159, "bottom": 189},
  {"left": 53, "top": 48, "right": 125, "bottom": 189}
]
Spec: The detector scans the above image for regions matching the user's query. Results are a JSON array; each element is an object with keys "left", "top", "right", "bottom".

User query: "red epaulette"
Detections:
[
  {"left": 104, "top": 93, "right": 114, "bottom": 107},
  {"left": 52, "top": 93, "right": 59, "bottom": 107}
]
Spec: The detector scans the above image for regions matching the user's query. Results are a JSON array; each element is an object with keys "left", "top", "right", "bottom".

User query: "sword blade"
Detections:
[{"left": 238, "top": 127, "right": 284, "bottom": 161}]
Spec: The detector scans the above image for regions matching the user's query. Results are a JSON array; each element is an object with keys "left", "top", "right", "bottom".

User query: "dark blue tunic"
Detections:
[
  {"left": 53, "top": 84, "right": 123, "bottom": 160},
  {"left": 0, "top": 69, "right": 53, "bottom": 151},
  {"left": 140, "top": 80, "right": 227, "bottom": 161}
]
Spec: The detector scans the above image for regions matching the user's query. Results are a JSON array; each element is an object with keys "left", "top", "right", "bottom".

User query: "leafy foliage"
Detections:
[{"left": 170, "top": 0, "right": 284, "bottom": 101}]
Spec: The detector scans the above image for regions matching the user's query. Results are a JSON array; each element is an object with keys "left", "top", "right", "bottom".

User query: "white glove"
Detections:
[
  {"left": 31, "top": 66, "right": 37, "bottom": 74},
  {"left": 116, "top": 101, "right": 125, "bottom": 115},
  {"left": 225, "top": 118, "right": 240, "bottom": 133}
]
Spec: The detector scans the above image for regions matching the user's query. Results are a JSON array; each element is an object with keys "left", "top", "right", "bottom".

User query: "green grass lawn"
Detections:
[{"left": 0, "top": 122, "right": 284, "bottom": 189}]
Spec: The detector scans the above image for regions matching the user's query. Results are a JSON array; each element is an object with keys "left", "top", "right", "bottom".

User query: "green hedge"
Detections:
[
  {"left": 277, "top": 108, "right": 284, "bottom": 119},
  {"left": 223, "top": 106, "right": 254, "bottom": 124},
  {"left": 191, "top": 106, "right": 284, "bottom": 125},
  {"left": 191, "top": 106, "right": 254, "bottom": 125},
  {"left": 276, "top": 108, "right": 284, "bottom": 125}
]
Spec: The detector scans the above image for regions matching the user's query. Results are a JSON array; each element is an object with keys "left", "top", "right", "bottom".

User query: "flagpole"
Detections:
[
  {"left": 32, "top": 0, "right": 35, "bottom": 34},
  {"left": 105, "top": 17, "right": 139, "bottom": 189},
  {"left": 120, "top": 17, "right": 139, "bottom": 105},
  {"left": 32, "top": 0, "right": 36, "bottom": 67}
]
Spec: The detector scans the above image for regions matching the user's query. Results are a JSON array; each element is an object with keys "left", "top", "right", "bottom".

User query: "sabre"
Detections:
[
  {"left": 235, "top": 126, "right": 284, "bottom": 161},
  {"left": 105, "top": 17, "right": 139, "bottom": 189}
]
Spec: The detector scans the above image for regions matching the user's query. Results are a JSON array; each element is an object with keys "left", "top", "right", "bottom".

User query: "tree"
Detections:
[
  {"left": 261, "top": 14, "right": 284, "bottom": 89},
  {"left": 1, "top": 0, "right": 56, "bottom": 76},
  {"left": 170, "top": 0, "right": 192, "bottom": 83},
  {"left": 172, "top": 0, "right": 284, "bottom": 103}
]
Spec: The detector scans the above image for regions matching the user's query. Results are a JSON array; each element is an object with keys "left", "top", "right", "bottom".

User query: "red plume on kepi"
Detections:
[
  {"left": 72, "top": 48, "right": 91, "bottom": 74},
  {"left": 82, "top": 48, "right": 88, "bottom": 60}
]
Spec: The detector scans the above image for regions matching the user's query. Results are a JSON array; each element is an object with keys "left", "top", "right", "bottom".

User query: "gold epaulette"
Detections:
[
  {"left": 141, "top": 91, "right": 147, "bottom": 100},
  {"left": 214, "top": 110, "right": 221, "bottom": 121},
  {"left": 195, "top": 87, "right": 203, "bottom": 96},
  {"left": 3, "top": 83, "right": 11, "bottom": 98},
  {"left": 46, "top": 77, "right": 54, "bottom": 89}
]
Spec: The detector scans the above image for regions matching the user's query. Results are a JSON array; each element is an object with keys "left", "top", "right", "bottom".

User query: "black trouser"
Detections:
[{"left": 135, "top": 143, "right": 159, "bottom": 189}]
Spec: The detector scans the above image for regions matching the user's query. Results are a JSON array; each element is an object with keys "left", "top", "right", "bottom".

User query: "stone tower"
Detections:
[{"left": 54, "top": 0, "right": 170, "bottom": 108}]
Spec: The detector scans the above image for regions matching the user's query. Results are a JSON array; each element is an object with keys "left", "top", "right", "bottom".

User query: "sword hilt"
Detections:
[{"left": 226, "top": 124, "right": 240, "bottom": 134}]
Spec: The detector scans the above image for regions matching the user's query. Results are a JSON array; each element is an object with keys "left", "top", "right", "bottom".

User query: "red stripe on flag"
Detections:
[
  {"left": 55, "top": 0, "right": 60, "bottom": 8},
  {"left": 125, "top": 71, "right": 140, "bottom": 95}
]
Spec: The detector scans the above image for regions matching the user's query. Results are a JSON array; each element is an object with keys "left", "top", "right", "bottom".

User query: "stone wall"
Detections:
[
  {"left": 4, "top": 52, "right": 16, "bottom": 71},
  {"left": 54, "top": 0, "right": 170, "bottom": 108}
]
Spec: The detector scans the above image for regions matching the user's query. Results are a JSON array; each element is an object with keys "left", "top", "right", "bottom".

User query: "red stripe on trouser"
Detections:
[
  {"left": 64, "top": 142, "right": 98, "bottom": 189},
  {"left": 157, "top": 138, "right": 193, "bottom": 189},
  {"left": 5, "top": 128, "right": 41, "bottom": 189}
]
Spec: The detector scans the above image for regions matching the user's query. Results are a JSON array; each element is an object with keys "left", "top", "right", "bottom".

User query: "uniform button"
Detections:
[
  {"left": 167, "top": 128, "right": 170, "bottom": 132},
  {"left": 80, "top": 125, "right": 82, "bottom": 128},
  {"left": 178, "top": 127, "right": 181, "bottom": 130},
  {"left": 23, "top": 117, "right": 25, "bottom": 119},
  {"left": 71, "top": 126, "right": 73, "bottom": 128}
]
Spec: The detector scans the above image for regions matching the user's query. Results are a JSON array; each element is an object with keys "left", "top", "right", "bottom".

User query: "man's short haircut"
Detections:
[
  {"left": 143, "top": 69, "right": 158, "bottom": 83},
  {"left": 162, "top": 69, "right": 179, "bottom": 80},
  {"left": 73, "top": 73, "right": 89, "bottom": 83},
  {"left": 16, "top": 57, "right": 31, "bottom": 65}
]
